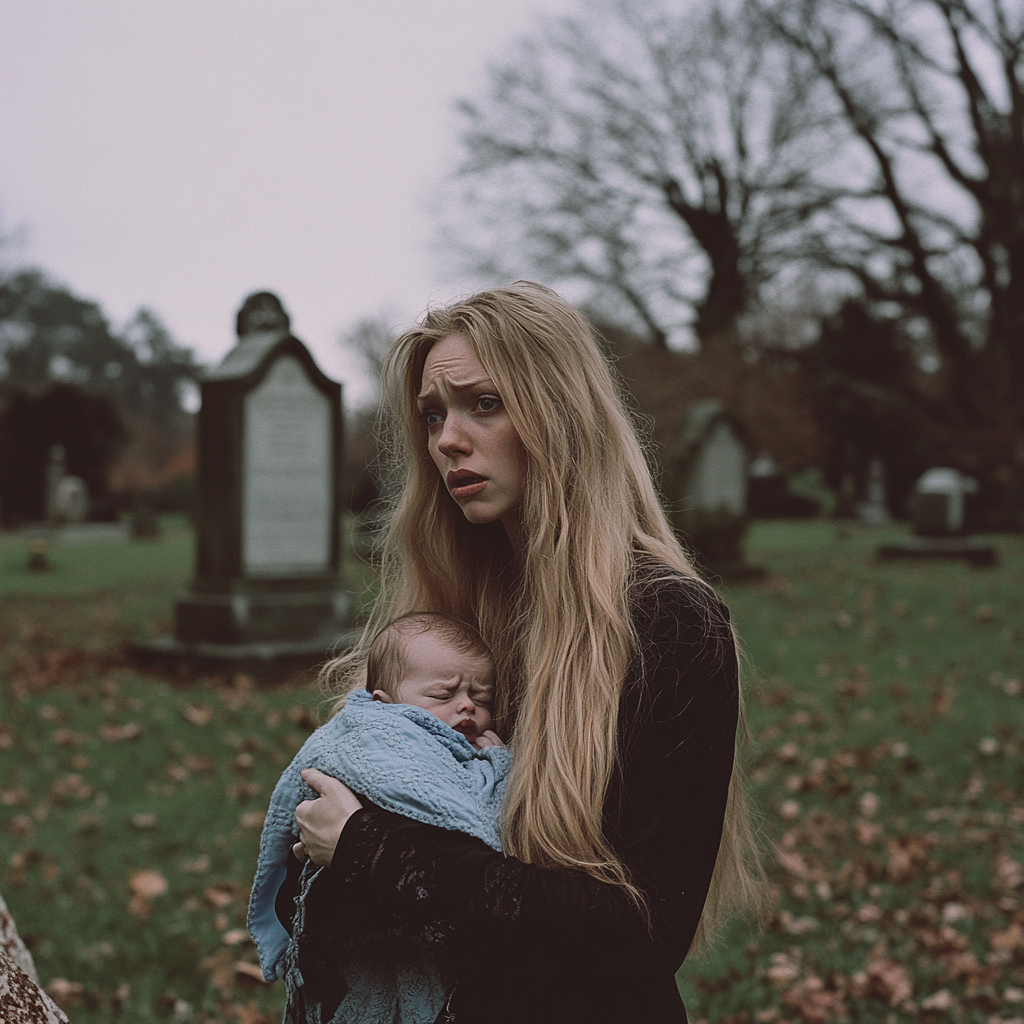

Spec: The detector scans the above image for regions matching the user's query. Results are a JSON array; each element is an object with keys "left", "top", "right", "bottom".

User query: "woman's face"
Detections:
[{"left": 418, "top": 333, "right": 528, "bottom": 540}]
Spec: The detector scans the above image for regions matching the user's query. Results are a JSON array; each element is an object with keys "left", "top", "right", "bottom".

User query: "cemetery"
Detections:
[
  {"left": 0, "top": 495, "right": 1021, "bottom": 1021},
  {"left": 0, "top": 289, "right": 1022, "bottom": 1023},
  {"left": 4, "top": 0, "right": 1024, "bottom": 1014}
]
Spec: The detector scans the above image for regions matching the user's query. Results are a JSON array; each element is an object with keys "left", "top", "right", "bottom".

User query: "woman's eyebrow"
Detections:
[{"left": 417, "top": 377, "right": 494, "bottom": 400}]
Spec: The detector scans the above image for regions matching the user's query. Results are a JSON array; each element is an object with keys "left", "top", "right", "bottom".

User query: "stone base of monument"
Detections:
[
  {"left": 173, "top": 579, "right": 352, "bottom": 645},
  {"left": 129, "top": 581, "right": 362, "bottom": 679},
  {"left": 129, "top": 630, "right": 363, "bottom": 680},
  {"left": 877, "top": 536, "right": 998, "bottom": 568}
]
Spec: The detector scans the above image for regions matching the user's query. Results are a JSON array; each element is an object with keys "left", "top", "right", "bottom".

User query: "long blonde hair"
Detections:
[{"left": 323, "top": 282, "right": 764, "bottom": 951}]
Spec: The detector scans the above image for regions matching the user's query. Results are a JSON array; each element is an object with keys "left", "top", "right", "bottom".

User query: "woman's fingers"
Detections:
[
  {"left": 300, "top": 767, "right": 332, "bottom": 795},
  {"left": 294, "top": 771, "right": 364, "bottom": 867},
  {"left": 292, "top": 841, "right": 308, "bottom": 862}
]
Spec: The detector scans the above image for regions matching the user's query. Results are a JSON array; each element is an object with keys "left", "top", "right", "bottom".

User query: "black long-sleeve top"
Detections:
[{"left": 294, "top": 574, "right": 739, "bottom": 1024}]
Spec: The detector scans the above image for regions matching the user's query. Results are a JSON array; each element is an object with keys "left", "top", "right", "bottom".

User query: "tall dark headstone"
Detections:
[{"left": 134, "top": 293, "right": 355, "bottom": 674}]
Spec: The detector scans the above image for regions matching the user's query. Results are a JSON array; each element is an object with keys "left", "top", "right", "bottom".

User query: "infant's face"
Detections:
[{"left": 389, "top": 631, "right": 496, "bottom": 745}]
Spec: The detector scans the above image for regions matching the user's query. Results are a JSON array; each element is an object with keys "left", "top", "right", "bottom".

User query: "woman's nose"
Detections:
[{"left": 437, "top": 414, "right": 471, "bottom": 458}]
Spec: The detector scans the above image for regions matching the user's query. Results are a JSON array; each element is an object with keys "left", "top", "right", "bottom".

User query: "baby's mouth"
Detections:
[{"left": 454, "top": 720, "right": 477, "bottom": 739}]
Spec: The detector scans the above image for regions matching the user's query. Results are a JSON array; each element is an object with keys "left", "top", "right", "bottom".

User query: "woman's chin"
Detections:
[{"left": 459, "top": 503, "right": 499, "bottom": 526}]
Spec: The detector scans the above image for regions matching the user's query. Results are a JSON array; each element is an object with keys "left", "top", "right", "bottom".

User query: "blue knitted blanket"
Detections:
[{"left": 247, "top": 689, "right": 511, "bottom": 1024}]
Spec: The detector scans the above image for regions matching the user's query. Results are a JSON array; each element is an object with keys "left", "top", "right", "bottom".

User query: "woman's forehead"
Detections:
[{"left": 418, "top": 334, "right": 492, "bottom": 396}]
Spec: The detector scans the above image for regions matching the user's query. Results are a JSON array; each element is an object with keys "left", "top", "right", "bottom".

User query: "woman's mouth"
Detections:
[{"left": 447, "top": 470, "right": 488, "bottom": 500}]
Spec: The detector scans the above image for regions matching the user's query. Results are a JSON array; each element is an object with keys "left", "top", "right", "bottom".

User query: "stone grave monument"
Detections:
[
  {"left": 877, "top": 466, "right": 997, "bottom": 567},
  {"left": 666, "top": 399, "right": 764, "bottom": 579},
  {"left": 134, "top": 292, "right": 357, "bottom": 674},
  {"left": 45, "top": 445, "right": 89, "bottom": 525},
  {"left": 856, "top": 457, "right": 892, "bottom": 526}
]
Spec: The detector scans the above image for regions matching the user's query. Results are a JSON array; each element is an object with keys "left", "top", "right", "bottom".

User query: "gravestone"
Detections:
[
  {"left": 857, "top": 458, "right": 892, "bottom": 526},
  {"left": 912, "top": 467, "right": 975, "bottom": 536},
  {"left": 134, "top": 292, "right": 356, "bottom": 674},
  {"left": 667, "top": 399, "right": 763, "bottom": 579},
  {"left": 45, "top": 445, "right": 89, "bottom": 525},
  {"left": 878, "top": 467, "right": 996, "bottom": 567}
]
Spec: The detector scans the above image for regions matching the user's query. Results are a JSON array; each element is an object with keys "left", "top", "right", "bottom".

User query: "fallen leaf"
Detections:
[
  {"left": 129, "top": 869, "right": 168, "bottom": 899},
  {"left": 886, "top": 834, "right": 932, "bottom": 882},
  {"left": 994, "top": 853, "right": 1024, "bottom": 890},
  {"left": 179, "top": 854, "right": 211, "bottom": 873},
  {"left": 920, "top": 989, "right": 955, "bottom": 1011},
  {"left": 776, "top": 742, "right": 800, "bottom": 764},
  {"left": 49, "top": 773, "right": 93, "bottom": 803},
  {"left": 766, "top": 952, "right": 800, "bottom": 986},
  {"left": 855, "top": 818, "right": 883, "bottom": 845},
  {"left": 990, "top": 922, "right": 1024, "bottom": 953},
  {"left": 182, "top": 704, "right": 213, "bottom": 726},
  {"left": 782, "top": 975, "right": 845, "bottom": 1024},
  {"left": 183, "top": 753, "right": 217, "bottom": 775},
  {"left": 51, "top": 728, "right": 85, "bottom": 747},
  {"left": 130, "top": 812, "right": 158, "bottom": 829},
  {"left": 45, "top": 978, "right": 84, "bottom": 1010},
  {"left": 780, "top": 800, "right": 801, "bottom": 821},
  {"left": 239, "top": 811, "right": 265, "bottom": 829},
  {"left": 859, "top": 792, "right": 879, "bottom": 818},
  {"left": 205, "top": 881, "right": 241, "bottom": 908},
  {"left": 863, "top": 958, "right": 913, "bottom": 1006},
  {"left": 776, "top": 849, "right": 811, "bottom": 880},
  {"left": 234, "top": 961, "right": 268, "bottom": 986},
  {"left": 99, "top": 721, "right": 142, "bottom": 742},
  {"left": 222, "top": 928, "right": 251, "bottom": 946}
]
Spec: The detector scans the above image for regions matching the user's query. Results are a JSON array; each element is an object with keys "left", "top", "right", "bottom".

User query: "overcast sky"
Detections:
[{"left": 0, "top": 0, "right": 577, "bottom": 403}]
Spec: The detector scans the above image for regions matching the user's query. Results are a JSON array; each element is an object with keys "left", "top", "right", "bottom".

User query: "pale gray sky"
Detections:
[{"left": 0, "top": 0, "right": 577, "bottom": 402}]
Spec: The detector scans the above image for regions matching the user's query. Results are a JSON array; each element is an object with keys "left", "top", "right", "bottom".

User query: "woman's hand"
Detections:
[{"left": 292, "top": 768, "right": 364, "bottom": 867}]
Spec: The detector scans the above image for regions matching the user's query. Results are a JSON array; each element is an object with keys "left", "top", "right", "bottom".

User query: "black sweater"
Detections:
[{"left": 293, "top": 574, "right": 738, "bottom": 1024}]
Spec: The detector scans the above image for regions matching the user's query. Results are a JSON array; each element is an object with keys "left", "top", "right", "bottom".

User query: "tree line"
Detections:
[
  {"left": 0, "top": 268, "right": 200, "bottom": 524},
  {"left": 437, "top": 0, "right": 1023, "bottom": 528}
]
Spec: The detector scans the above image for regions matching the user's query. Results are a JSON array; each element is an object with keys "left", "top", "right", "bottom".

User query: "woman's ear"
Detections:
[{"left": 371, "top": 689, "right": 394, "bottom": 704}]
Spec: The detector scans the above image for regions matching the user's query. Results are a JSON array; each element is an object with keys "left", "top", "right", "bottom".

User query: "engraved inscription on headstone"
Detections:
[{"left": 242, "top": 356, "right": 332, "bottom": 574}]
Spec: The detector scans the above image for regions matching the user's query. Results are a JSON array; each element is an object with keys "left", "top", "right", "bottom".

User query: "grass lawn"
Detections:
[{"left": 0, "top": 519, "right": 1021, "bottom": 1023}]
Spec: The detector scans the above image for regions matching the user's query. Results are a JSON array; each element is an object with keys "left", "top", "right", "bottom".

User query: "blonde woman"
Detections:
[{"left": 292, "top": 283, "right": 764, "bottom": 1024}]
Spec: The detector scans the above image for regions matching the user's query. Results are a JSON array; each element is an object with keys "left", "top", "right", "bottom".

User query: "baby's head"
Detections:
[{"left": 365, "top": 613, "right": 496, "bottom": 746}]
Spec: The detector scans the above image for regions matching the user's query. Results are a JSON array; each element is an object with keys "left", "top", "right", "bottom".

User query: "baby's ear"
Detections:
[{"left": 371, "top": 689, "right": 394, "bottom": 704}]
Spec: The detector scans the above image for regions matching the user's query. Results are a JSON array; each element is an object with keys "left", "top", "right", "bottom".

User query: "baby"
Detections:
[
  {"left": 364, "top": 610, "right": 503, "bottom": 752},
  {"left": 248, "top": 612, "right": 511, "bottom": 1024}
]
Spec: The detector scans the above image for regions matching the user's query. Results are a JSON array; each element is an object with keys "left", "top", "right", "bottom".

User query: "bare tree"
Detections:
[
  {"left": 338, "top": 312, "right": 399, "bottom": 406},
  {"left": 756, "top": 0, "right": 1024, "bottom": 520},
  {"left": 439, "top": 0, "right": 828, "bottom": 352}
]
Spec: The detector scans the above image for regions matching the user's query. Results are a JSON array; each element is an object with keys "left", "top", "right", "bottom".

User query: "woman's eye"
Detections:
[
  {"left": 476, "top": 396, "right": 501, "bottom": 413},
  {"left": 422, "top": 409, "right": 444, "bottom": 428}
]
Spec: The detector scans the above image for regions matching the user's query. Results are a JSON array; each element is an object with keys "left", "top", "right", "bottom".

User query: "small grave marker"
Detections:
[{"left": 878, "top": 466, "right": 996, "bottom": 567}]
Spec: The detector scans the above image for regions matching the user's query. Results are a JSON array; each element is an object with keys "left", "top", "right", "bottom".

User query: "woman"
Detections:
[{"left": 293, "top": 282, "right": 764, "bottom": 1023}]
